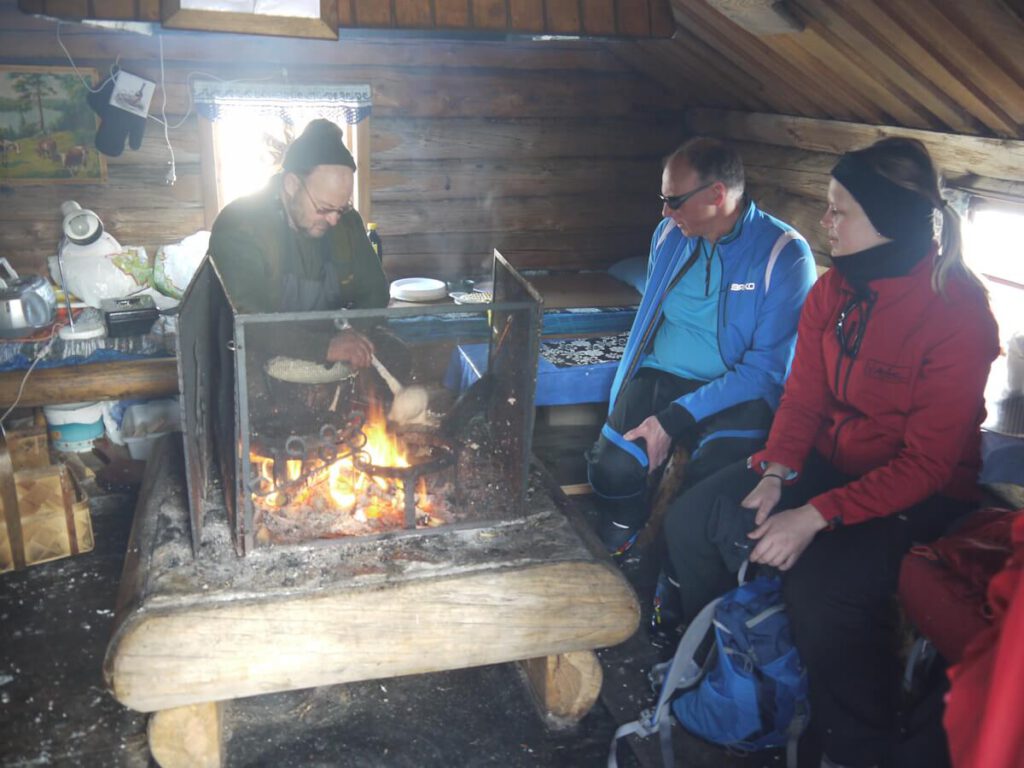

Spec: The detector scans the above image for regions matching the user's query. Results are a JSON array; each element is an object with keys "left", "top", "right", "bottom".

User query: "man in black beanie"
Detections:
[{"left": 209, "top": 118, "right": 387, "bottom": 368}]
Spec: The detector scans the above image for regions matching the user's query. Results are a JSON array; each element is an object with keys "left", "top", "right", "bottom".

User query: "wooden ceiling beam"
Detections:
[
  {"left": 671, "top": 0, "right": 829, "bottom": 118},
  {"left": 779, "top": 3, "right": 925, "bottom": 127},
  {"left": 932, "top": 0, "right": 1024, "bottom": 89},
  {"left": 704, "top": 0, "right": 803, "bottom": 35},
  {"left": 767, "top": 36, "right": 887, "bottom": 124},
  {"left": 659, "top": 32, "right": 778, "bottom": 113},
  {"left": 668, "top": 4, "right": 811, "bottom": 116},
  {"left": 634, "top": 39, "right": 742, "bottom": 108},
  {"left": 840, "top": 1, "right": 1019, "bottom": 138},
  {"left": 791, "top": 0, "right": 977, "bottom": 135},
  {"left": 14, "top": 23, "right": 634, "bottom": 73},
  {"left": 601, "top": 41, "right": 707, "bottom": 105},
  {"left": 684, "top": 109, "right": 1024, "bottom": 183},
  {"left": 882, "top": 1, "right": 1023, "bottom": 133}
]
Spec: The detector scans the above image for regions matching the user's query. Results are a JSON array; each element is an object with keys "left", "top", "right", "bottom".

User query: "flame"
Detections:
[{"left": 252, "top": 398, "right": 425, "bottom": 528}]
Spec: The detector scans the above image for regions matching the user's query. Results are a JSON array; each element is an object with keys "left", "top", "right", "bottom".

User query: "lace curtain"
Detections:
[{"left": 192, "top": 81, "right": 372, "bottom": 125}]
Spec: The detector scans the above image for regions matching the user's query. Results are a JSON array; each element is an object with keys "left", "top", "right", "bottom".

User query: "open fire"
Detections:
[{"left": 249, "top": 399, "right": 454, "bottom": 545}]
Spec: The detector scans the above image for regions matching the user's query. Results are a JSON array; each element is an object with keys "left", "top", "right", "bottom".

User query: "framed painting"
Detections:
[{"left": 0, "top": 65, "right": 107, "bottom": 185}]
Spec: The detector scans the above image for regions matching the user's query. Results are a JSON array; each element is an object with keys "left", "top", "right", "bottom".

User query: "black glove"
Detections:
[{"left": 87, "top": 76, "right": 146, "bottom": 158}]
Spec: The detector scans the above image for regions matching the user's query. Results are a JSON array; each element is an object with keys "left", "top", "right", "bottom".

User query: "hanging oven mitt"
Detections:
[{"left": 87, "top": 75, "right": 147, "bottom": 158}]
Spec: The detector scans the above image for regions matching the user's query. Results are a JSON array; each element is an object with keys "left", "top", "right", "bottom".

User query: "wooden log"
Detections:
[
  {"left": 0, "top": 358, "right": 179, "bottom": 408},
  {"left": 371, "top": 116, "right": 683, "bottom": 161},
  {"left": 519, "top": 651, "right": 603, "bottom": 725},
  {"left": 104, "top": 438, "right": 641, "bottom": 714},
  {"left": 148, "top": 702, "right": 224, "bottom": 768},
  {"left": 684, "top": 108, "right": 1024, "bottom": 183},
  {"left": 369, "top": 196, "right": 658, "bottom": 238},
  {"left": 371, "top": 157, "right": 656, "bottom": 201}
]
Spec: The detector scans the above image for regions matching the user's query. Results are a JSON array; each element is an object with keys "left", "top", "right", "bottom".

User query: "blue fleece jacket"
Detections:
[{"left": 608, "top": 201, "right": 817, "bottom": 436}]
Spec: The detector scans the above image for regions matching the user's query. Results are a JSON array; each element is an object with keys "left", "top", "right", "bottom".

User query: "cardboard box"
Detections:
[
  {"left": 5, "top": 410, "right": 50, "bottom": 471},
  {"left": 0, "top": 462, "right": 93, "bottom": 573}
]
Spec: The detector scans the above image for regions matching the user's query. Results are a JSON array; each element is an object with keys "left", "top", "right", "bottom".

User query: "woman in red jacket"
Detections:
[{"left": 661, "top": 137, "right": 999, "bottom": 768}]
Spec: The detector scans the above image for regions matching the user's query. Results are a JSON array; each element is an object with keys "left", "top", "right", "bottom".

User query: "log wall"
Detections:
[
  {"left": 686, "top": 108, "right": 1024, "bottom": 266},
  {"left": 0, "top": 0, "right": 683, "bottom": 281}
]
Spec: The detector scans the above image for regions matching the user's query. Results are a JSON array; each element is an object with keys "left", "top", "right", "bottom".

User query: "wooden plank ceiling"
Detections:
[
  {"left": 607, "top": 0, "right": 1024, "bottom": 140},
  {"left": 17, "top": 0, "right": 676, "bottom": 38}
]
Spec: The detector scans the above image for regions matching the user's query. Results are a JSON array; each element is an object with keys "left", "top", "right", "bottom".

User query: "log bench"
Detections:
[{"left": 103, "top": 436, "right": 640, "bottom": 767}]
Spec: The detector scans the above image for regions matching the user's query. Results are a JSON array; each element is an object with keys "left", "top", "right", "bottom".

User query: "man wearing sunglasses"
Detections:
[
  {"left": 209, "top": 119, "right": 388, "bottom": 369},
  {"left": 586, "top": 138, "right": 817, "bottom": 580}
]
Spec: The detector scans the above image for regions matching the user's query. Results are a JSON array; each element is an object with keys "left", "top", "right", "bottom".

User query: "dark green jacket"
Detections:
[{"left": 209, "top": 175, "right": 388, "bottom": 315}]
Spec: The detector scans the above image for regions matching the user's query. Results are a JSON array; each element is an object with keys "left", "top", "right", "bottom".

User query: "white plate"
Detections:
[{"left": 390, "top": 277, "right": 448, "bottom": 303}]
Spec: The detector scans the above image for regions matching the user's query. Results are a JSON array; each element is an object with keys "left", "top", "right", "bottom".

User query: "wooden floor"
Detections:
[{"left": 0, "top": 420, "right": 772, "bottom": 767}]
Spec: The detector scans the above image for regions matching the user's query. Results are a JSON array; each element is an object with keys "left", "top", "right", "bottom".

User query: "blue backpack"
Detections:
[{"left": 609, "top": 575, "right": 809, "bottom": 768}]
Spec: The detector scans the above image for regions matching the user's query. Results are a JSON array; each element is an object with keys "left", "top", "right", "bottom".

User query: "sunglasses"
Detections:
[
  {"left": 658, "top": 181, "right": 714, "bottom": 210},
  {"left": 298, "top": 176, "right": 351, "bottom": 218}
]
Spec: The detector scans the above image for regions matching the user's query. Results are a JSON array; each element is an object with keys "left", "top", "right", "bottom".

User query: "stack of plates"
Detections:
[{"left": 389, "top": 277, "right": 448, "bottom": 303}]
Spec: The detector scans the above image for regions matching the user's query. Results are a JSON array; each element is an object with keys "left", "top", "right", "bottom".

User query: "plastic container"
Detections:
[
  {"left": 43, "top": 401, "right": 105, "bottom": 452},
  {"left": 367, "top": 222, "right": 382, "bottom": 261},
  {"left": 121, "top": 398, "right": 181, "bottom": 461}
]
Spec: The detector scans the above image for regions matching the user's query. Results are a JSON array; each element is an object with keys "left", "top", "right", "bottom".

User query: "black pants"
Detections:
[
  {"left": 663, "top": 454, "right": 969, "bottom": 767},
  {"left": 586, "top": 368, "right": 774, "bottom": 529}
]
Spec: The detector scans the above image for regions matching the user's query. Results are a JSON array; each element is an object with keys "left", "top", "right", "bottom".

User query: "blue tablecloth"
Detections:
[{"left": 444, "top": 333, "right": 628, "bottom": 406}]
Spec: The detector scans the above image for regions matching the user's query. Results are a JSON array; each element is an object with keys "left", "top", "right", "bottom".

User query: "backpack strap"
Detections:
[
  {"left": 607, "top": 595, "right": 723, "bottom": 768},
  {"left": 786, "top": 700, "right": 809, "bottom": 768}
]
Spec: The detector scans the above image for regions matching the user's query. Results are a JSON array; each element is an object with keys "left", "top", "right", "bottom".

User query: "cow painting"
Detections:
[
  {"left": 62, "top": 145, "right": 89, "bottom": 175},
  {"left": 0, "top": 139, "right": 20, "bottom": 167},
  {"left": 36, "top": 137, "right": 57, "bottom": 160}
]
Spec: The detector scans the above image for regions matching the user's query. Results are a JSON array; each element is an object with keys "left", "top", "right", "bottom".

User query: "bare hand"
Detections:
[
  {"left": 742, "top": 476, "right": 783, "bottom": 525},
  {"left": 326, "top": 328, "right": 374, "bottom": 368},
  {"left": 623, "top": 416, "right": 671, "bottom": 473},
  {"left": 748, "top": 504, "right": 827, "bottom": 571}
]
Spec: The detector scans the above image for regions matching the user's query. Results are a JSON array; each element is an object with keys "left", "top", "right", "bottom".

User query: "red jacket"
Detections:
[
  {"left": 751, "top": 251, "right": 998, "bottom": 526},
  {"left": 944, "top": 509, "right": 1024, "bottom": 768}
]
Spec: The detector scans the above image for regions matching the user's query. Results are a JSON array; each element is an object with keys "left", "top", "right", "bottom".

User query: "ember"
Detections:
[{"left": 250, "top": 399, "right": 454, "bottom": 544}]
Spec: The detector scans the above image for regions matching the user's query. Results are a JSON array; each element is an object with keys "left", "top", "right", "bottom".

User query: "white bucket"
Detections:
[
  {"left": 43, "top": 401, "right": 105, "bottom": 452},
  {"left": 121, "top": 398, "right": 181, "bottom": 462}
]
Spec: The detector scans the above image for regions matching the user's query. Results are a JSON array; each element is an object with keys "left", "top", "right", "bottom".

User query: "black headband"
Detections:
[
  {"left": 282, "top": 119, "right": 356, "bottom": 173},
  {"left": 831, "top": 151, "right": 935, "bottom": 243}
]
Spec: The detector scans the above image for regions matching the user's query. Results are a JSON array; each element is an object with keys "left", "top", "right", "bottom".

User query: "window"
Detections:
[
  {"left": 193, "top": 82, "right": 371, "bottom": 226},
  {"left": 962, "top": 201, "right": 1024, "bottom": 426}
]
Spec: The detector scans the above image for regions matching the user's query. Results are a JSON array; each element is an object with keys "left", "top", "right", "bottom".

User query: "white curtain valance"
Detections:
[{"left": 193, "top": 81, "right": 372, "bottom": 124}]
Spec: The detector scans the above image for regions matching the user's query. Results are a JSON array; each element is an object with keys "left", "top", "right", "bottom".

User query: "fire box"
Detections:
[{"left": 176, "top": 250, "right": 542, "bottom": 556}]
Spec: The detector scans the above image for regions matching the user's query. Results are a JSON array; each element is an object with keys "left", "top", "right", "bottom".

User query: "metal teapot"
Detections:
[{"left": 0, "top": 258, "right": 57, "bottom": 338}]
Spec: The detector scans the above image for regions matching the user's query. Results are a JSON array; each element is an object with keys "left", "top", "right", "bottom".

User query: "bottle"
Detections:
[{"left": 367, "top": 222, "right": 382, "bottom": 261}]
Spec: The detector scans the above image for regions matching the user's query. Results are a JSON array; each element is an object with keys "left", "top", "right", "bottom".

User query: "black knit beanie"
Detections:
[
  {"left": 831, "top": 150, "right": 934, "bottom": 243},
  {"left": 282, "top": 119, "right": 356, "bottom": 174}
]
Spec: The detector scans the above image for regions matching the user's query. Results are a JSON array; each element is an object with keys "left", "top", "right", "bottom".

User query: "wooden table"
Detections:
[{"left": 103, "top": 436, "right": 639, "bottom": 767}]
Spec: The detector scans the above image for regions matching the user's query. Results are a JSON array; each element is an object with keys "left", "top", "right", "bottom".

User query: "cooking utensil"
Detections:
[{"left": 371, "top": 354, "right": 429, "bottom": 425}]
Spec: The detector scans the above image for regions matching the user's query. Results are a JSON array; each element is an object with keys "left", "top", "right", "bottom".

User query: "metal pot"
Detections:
[{"left": 0, "top": 259, "right": 57, "bottom": 338}]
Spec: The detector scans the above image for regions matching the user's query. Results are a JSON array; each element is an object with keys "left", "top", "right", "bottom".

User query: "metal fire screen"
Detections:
[{"left": 177, "top": 251, "right": 542, "bottom": 556}]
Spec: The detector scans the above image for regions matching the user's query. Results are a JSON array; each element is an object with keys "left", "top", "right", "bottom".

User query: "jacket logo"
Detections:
[
  {"left": 730, "top": 282, "right": 757, "bottom": 291},
  {"left": 865, "top": 359, "right": 910, "bottom": 384}
]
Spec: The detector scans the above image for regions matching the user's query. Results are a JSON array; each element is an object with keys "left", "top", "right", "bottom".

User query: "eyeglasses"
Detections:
[
  {"left": 297, "top": 176, "right": 351, "bottom": 218},
  {"left": 658, "top": 182, "right": 714, "bottom": 210}
]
